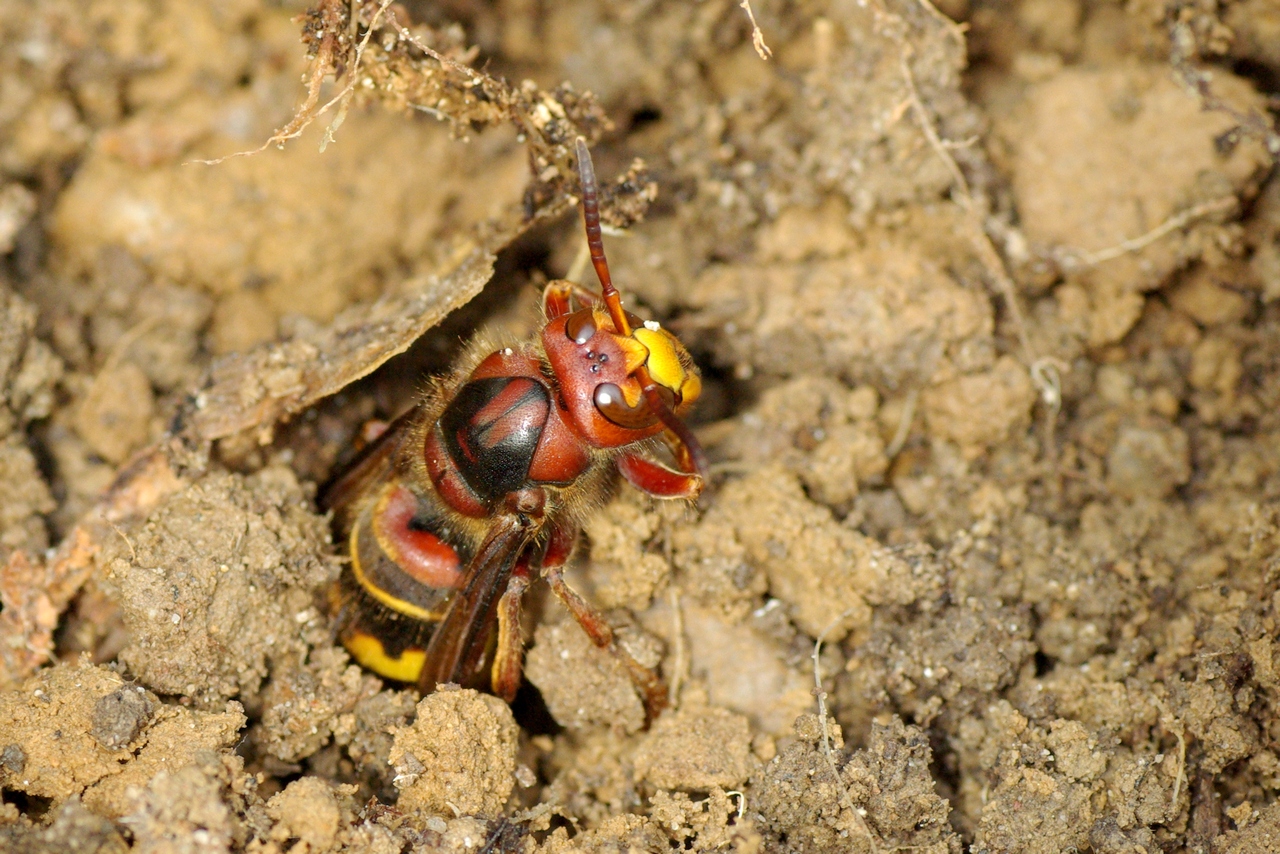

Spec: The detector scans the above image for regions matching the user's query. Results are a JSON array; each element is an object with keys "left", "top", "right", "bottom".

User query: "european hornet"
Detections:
[{"left": 322, "top": 139, "right": 707, "bottom": 720}]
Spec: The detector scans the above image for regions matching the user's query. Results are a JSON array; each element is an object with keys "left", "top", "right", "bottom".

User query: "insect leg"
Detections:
[
  {"left": 542, "top": 280, "right": 600, "bottom": 320},
  {"left": 541, "top": 522, "right": 668, "bottom": 722},
  {"left": 617, "top": 452, "right": 702, "bottom": 499},
  {"left": 490, "top": 570, "right": 531, "bottom": 702}
]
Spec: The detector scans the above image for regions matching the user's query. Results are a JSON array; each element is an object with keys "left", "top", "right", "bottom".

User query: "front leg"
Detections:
[
  {"left": 543, "top": 280, "right": 600, "bottom": 320},
  {"left": 540, "top": 521, "right": 668, "bottom": 723},
  {"left": 617, "top": 451, "right": 702, "bottom": 499}
]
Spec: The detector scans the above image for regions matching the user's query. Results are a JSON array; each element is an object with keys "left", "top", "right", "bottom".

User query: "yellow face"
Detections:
[{"left": 628, "top": 321, "right": 702, "bottom": 411}]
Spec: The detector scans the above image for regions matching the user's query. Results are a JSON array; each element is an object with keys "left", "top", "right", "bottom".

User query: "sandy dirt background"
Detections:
[{"left": 2, "top": 0, "right": 1280, "bottom": 852}]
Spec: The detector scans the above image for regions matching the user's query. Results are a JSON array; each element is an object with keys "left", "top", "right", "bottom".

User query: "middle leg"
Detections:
[
  {"left": 540, "top": 522, "right": 668, "bottom": 723},
  {"left": 490, "top": 567, "right": 531, "bottom": 702}
]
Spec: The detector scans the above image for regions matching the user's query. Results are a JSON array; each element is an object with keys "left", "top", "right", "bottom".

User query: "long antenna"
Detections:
[
  {"left": 574, "top": 138, "right": 709, "bottom": 482},
  {"left": 575, "top": 137, "right": 633, "bottom": 337}
]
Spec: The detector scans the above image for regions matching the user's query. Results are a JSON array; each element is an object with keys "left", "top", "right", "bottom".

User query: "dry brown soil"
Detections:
[{"left": 2, "top": 1, "right": 1280, "bottom": 852}]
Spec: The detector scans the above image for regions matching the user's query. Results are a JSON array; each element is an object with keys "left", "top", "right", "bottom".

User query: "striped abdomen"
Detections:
[{"left": 332, "top": 478, "right": 473, "bottom": 682}]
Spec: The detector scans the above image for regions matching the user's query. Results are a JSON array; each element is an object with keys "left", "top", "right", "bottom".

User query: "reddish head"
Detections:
[
  {"left": 541, "top": 139, "right": 706, "bottom": 476},
  {"left": 543, "top": 303, "right": 700, "bottom": 449}
]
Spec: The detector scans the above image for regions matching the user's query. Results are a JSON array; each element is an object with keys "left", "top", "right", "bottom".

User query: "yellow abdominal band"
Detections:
[{"left": 344, "top": 631, "right": 426, "bottom": 683}]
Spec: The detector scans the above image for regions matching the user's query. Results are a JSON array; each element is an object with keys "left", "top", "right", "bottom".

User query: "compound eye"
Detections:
[
  {"left": 594, "top": 382, "right": 677, "bottom": 430},
  {"left": 565, "top": 309, "right": 596, "bottom": 345},
  {"left": 594, "top": 383, "right": 657, "bottom": 429}
]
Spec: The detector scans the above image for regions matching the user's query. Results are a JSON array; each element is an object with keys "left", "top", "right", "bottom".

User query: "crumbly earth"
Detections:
[
  {"left": 2, "top": 0, "right": 1280, "bottom": 852},
  {"left": 388, "top": 688, "right": 521, "bottom": 822}
]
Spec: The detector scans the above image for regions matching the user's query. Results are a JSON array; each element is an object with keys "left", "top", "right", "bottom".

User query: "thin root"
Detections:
[
  {"left": 739, "top": 0, "right": 773, "bottom": 60},
  {"left": 191, "top": 0, "right": 394, "bottom": 164},
  {"left": 885, "top": 389, "right": 919, "bottom": 461},
  {"left": 1170, "top": 722, "right": 1188, "bottom": 817},
  {"left": 813, "top": 610, "right": 879, "bottom": 854},
  {"left": 891, "top": 34, "right": 1064, "bottom": 435},
  {"left": 1062, "top": 196, "right": 1237, "bottom": 269},
  {"left": 110, "top": 523, "right": 137, "bottom": 563}
]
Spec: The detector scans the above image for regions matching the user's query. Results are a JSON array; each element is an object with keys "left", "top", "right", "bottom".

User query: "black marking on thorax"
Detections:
[{"left": 440, "top": 376, "right": 550, "bottom": 503}]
